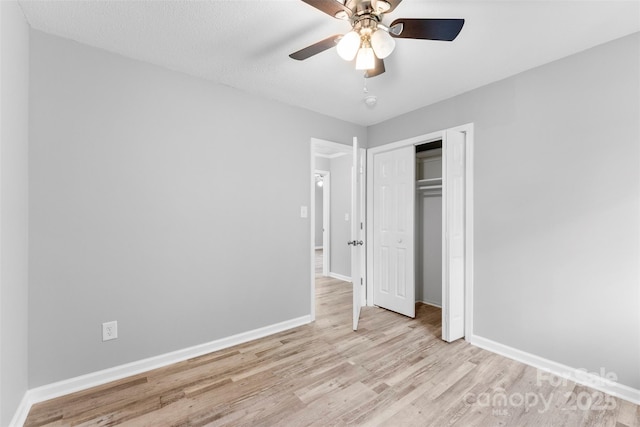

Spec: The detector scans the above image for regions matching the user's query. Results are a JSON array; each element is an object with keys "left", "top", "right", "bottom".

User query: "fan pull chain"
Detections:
[{"left": 362, "top": 77, "right": 377, "bottom": 107}]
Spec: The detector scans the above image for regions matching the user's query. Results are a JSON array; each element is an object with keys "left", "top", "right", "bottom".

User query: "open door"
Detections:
[
  {"left": 442, "top": 129, "right": 466, "bottom": 342},
  {"left": 351, "top": 137, "right": 365, "bottom": 330},
  {"left": 371, "top": 145, "right": 415, "bottom": 318}
]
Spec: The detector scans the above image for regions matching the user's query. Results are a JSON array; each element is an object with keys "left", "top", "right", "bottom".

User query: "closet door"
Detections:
[
  {"left": 372, "top": 146, "right": 415, "bottom": 318},
  {"left": 442, "top": 129, "right": 466, "bottom": 342}
]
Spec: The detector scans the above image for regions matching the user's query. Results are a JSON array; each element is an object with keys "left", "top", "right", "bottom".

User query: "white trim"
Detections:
[
  {"left": 366, "top": 149, "right": 374, "bottom": 306},
  {"left": 464, "top": 125, "right": 475, "bottom": 343},
  {"left": 449, "top": 123, "right": 475, "bottom": 342},
  {"left": 329, "top": 272, "right": 352, "bottom": 282},
  {"left": 8, "top": 393, "right": 31, "bottom": 427},
  {"left": 310, "top": 143, "right": 316, "bottom": 321},
  {"left": 16, "top": 315, "right": 311, "bottom": 421},
  {"left": 469, "top": 334, "right": 640, "bottom": 405}
]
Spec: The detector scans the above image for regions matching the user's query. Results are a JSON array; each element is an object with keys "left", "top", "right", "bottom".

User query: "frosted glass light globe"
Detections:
[
  {"left": 355, "top": 47, "right": 375, "bottom": 70},
  {"left": 336, "top": 31, "right": 361, "bottom": 61},
  {"left": 371, "top": 29, "right": 395, "bottom": 59}
]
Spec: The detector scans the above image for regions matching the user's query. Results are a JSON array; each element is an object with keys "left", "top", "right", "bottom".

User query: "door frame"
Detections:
[
  {"left": 310, "top": 137, "right": 352, "bottom": 321},
  {"left": 366, "top": 123, "right": 475, "bottom": 340}
]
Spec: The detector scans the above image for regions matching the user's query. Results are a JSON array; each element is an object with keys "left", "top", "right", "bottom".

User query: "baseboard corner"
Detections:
[
  {"left": 417, "top": 300, "right": 442, "bottom": 308},
  {"left": 9, "top": 391, "right": 32, "bottom": 427}
]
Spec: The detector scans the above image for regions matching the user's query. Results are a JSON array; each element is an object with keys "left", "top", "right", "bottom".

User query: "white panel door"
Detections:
[
  {"left": 351, "top": 137, "right": 364, "bottom": 331},
  {"left": 442, "top": 129, "right": 466, "bottom": 342},
  {"left": 373, "top": 146, "right": 415, "bottom": 318}
]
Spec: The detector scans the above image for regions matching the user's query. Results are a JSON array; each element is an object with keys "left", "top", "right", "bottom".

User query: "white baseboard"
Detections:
[
  {"left": 469, "top": 334, "right": 640, "bottom": 405},
  {"left": 417, "top": 300, "right": 442, "bottom": 308},
  {"left": 328, "top": 272, "right": 351, "bottom": 282},
  {"left": 12, "top": 315, "right": 311, "bottom": 426},
  {"left": 9, "top": 393, "right": 31, "bottom": 427}
]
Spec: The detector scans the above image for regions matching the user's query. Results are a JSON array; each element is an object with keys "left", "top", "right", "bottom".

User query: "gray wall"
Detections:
[
  {"left": 28, "top": 31, "right": 366, "bottom": 387},
  {"left": 416, "top": 154, "right": 443, "bottom": 306},
  {"left": 315, "top": 156, "right": 330, "bottom": 171},
  {"left": 329, "top": 154, "right": 352, "bottom": 278},
  {"left": 417, "top": 195, "right": 442, "bottom": 306},
  {"left": 0, "top": 2, "right": 30, "bottom": 425},
  {"left": 369, "top": 33, "right": 640, "bottom": 389}
]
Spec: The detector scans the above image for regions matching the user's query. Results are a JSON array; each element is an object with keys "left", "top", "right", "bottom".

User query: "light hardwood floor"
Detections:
[{"left": 25, "top": 251, "right": 640, "bottom": 426}]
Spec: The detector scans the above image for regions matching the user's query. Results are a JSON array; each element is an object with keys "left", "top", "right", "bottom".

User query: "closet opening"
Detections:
[
  {"left": 415, "top": 140, "right": 443, "bottom": 309},
  {"left": 366, "top": 124, "right": 472, "bottom": 342}
]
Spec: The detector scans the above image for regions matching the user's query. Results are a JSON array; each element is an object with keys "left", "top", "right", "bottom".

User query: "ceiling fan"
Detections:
[{"left": 289, "top": 0, "right": 465, "bottom": 78}]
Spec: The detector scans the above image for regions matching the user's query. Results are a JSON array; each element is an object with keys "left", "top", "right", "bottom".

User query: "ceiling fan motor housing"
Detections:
[{"left": 337, "top": 2, "right": 395, "bottom": 68}]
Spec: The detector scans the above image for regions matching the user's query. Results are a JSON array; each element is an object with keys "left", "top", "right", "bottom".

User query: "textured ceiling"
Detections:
[{"left": 18, "top": 0, "right": 640, "bottom": 126}]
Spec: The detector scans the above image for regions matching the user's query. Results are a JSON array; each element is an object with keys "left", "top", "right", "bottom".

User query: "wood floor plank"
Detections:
[
  {"left": 618, "top": 399, "right": 640, "bottom": 427},
  {"left": 24, "top": 252, "right": 640, "bottom": 426}
]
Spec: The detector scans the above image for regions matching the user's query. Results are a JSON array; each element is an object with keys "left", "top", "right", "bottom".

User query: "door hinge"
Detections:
[
  {"left": 360, "top": 222, "right": 363, "bottom": 230},
  {"left": 360, "top": 278, "right": 363, "bottom": 285}
]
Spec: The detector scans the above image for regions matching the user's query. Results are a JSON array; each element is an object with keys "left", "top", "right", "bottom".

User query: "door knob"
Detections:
[{"left": 348, "top": 240, "right": 364, "bottom": 246}]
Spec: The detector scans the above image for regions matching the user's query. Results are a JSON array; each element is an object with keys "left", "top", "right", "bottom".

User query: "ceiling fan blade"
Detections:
[
  {"left": 289, "top": 35, "right": 342, "bottom": 60},
  {"left": 373, "top": 0, "right": 402, "bottom": 14},
  {"left": 364, "top": 57, "right": 385, "bottom": 78},
  {"left": 389, "top": 18, "right": 465, "bottom": 41},
  {"left": 300, "top": 0, "right": 352, "bottom": 19}
]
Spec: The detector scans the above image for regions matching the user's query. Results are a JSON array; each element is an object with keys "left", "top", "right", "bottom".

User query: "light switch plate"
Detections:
[{"left": 300, "top": 206, "right": 308, "bottom": 218}]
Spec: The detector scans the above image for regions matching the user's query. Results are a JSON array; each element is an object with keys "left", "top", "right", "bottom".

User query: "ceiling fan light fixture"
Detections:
[
  {"left": 375, "top": 0, "right": 392, "bottom": 13},
  {"left": 355, "top": 46, "right": 375, "bottom": 70},
  {"left": 370, "top": 28, "right": 395, "bottom": 59},
  {"left": 336, "top": 31, "right": 360, "bottom": 61},
  {"left": 334, "top": 10, "right": 349, "bottom": 20}
]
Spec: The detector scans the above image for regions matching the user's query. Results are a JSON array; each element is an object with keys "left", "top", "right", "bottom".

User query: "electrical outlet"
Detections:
[{"left": 102, "top": 321, "right": 118, "bottom": 342}]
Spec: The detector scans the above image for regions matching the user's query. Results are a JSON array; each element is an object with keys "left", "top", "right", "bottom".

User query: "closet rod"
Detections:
[{"left": 417, "top": 185, "right": 443, "bottom": 191}]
